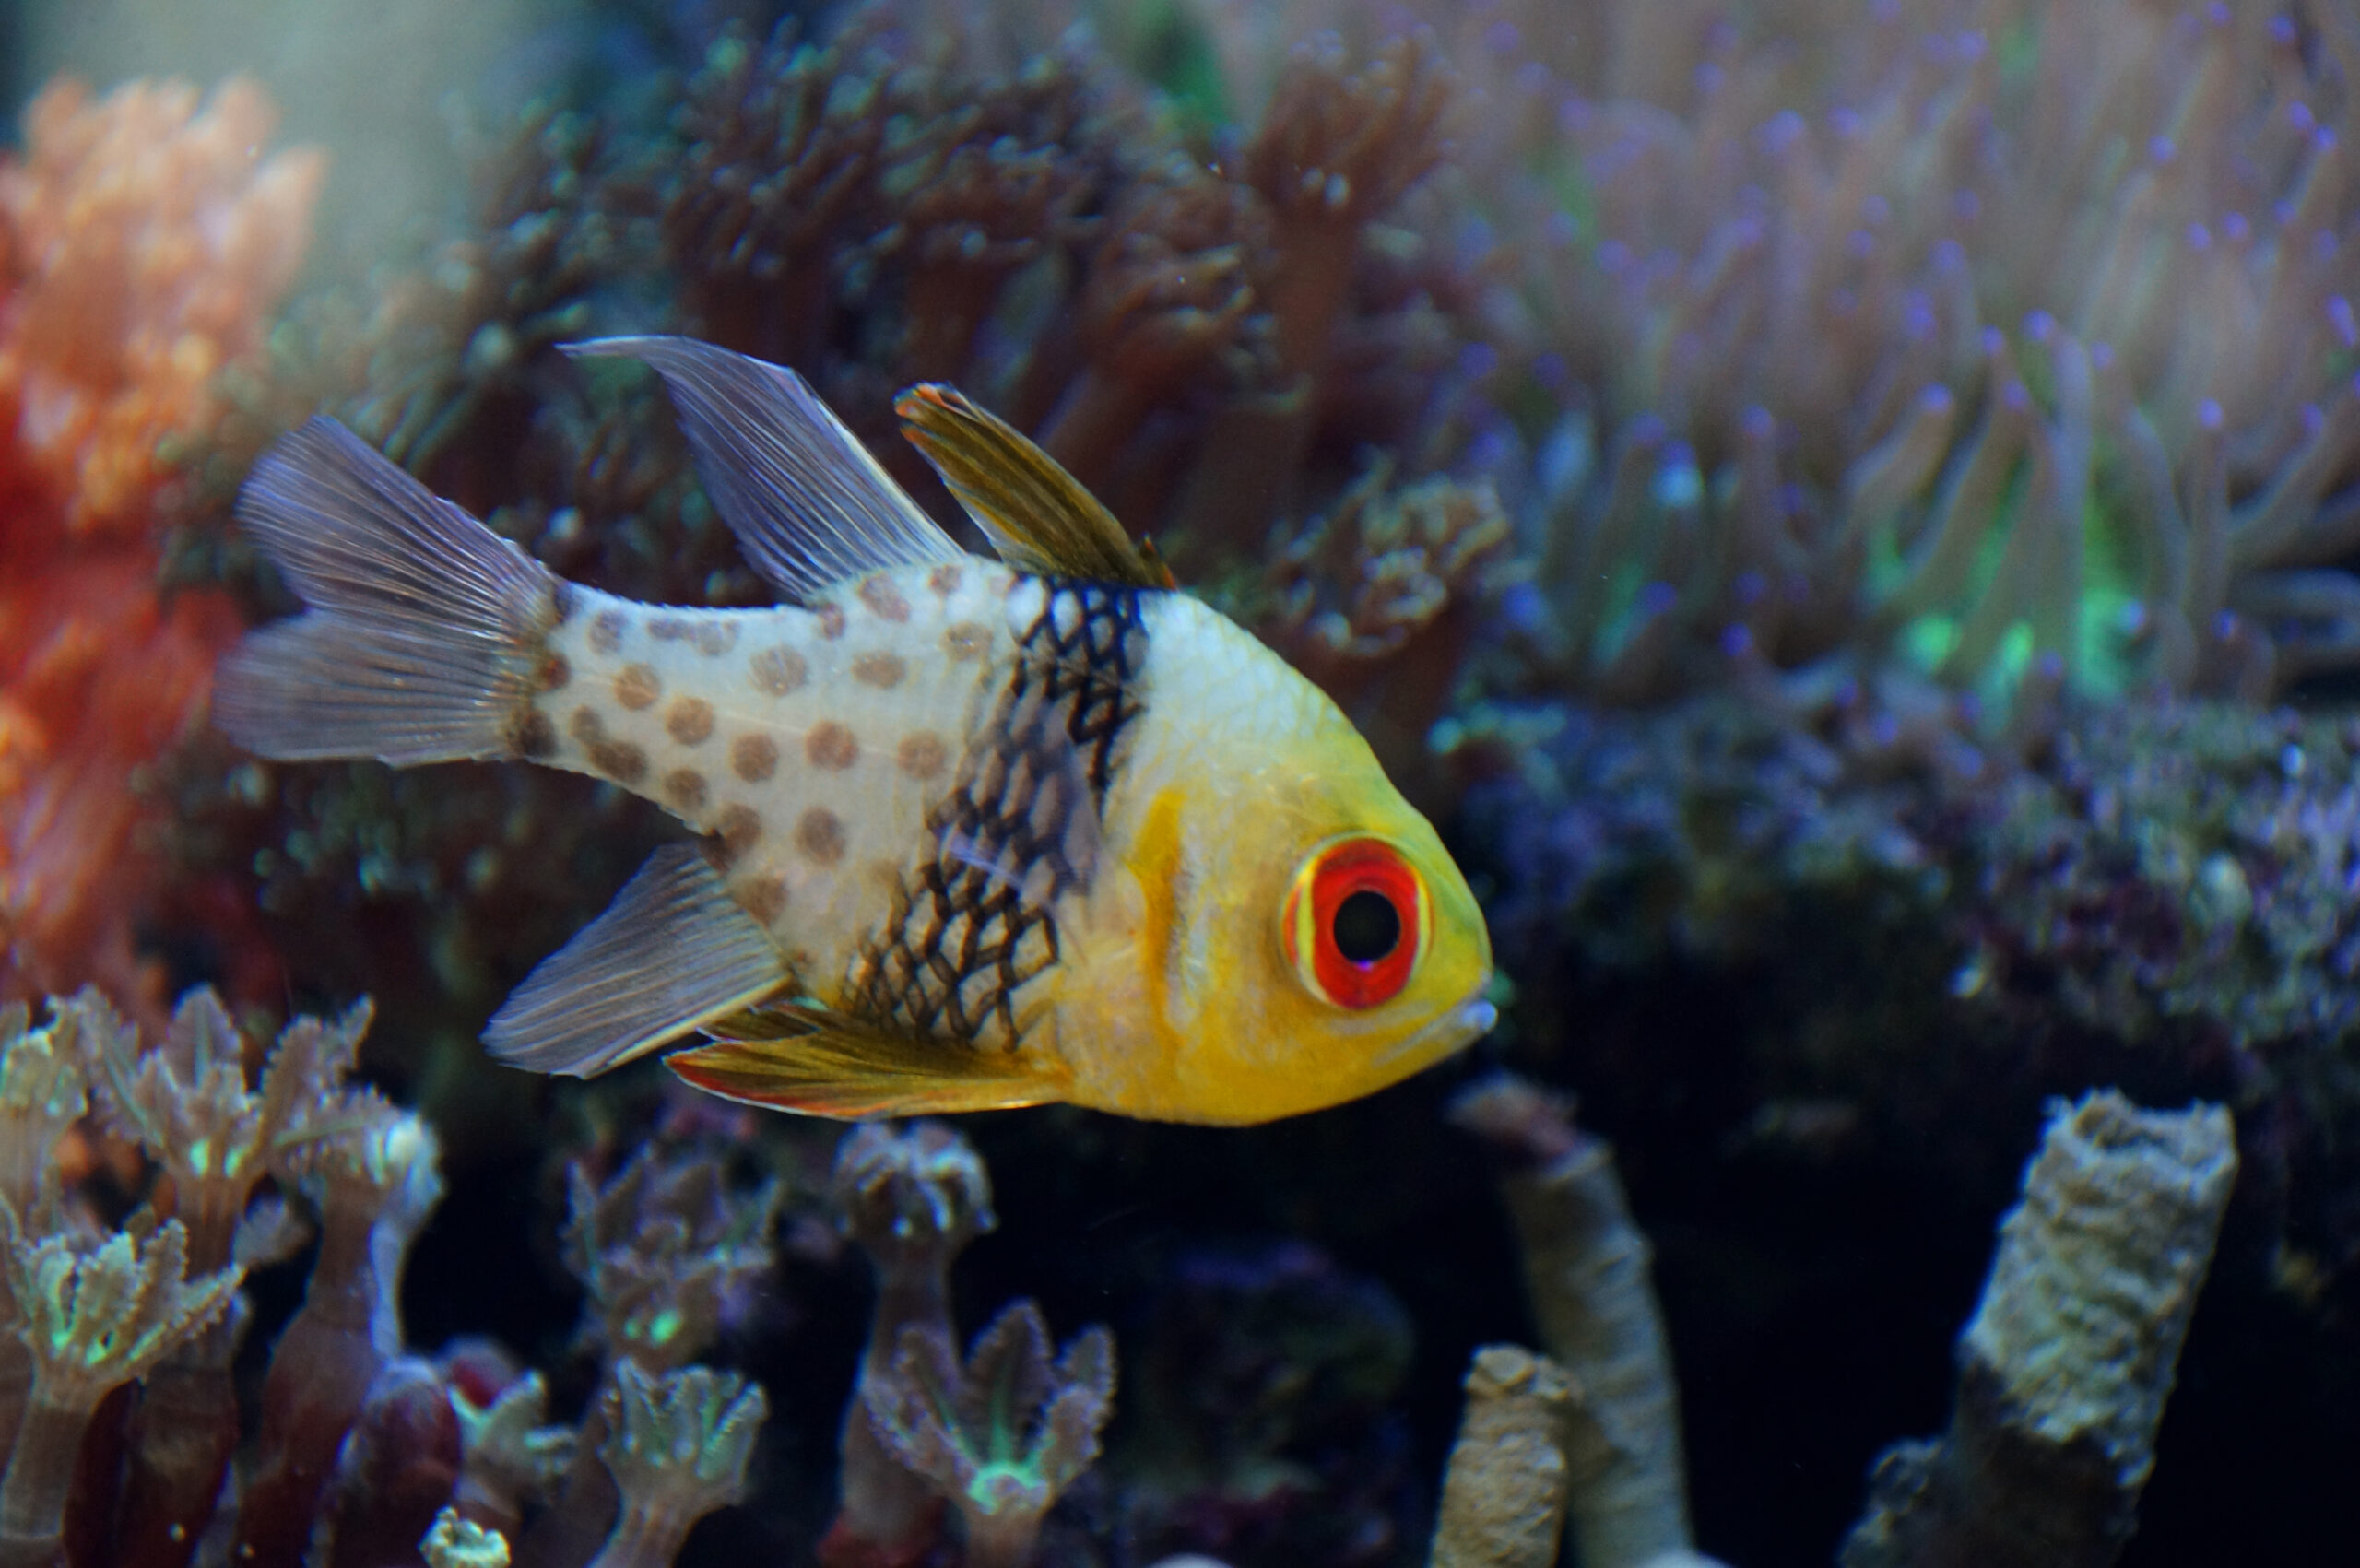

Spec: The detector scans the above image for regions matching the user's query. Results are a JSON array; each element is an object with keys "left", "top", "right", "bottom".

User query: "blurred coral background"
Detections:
[{"left": 6, "top": 1, "right": 2360, "bottom": 1564}]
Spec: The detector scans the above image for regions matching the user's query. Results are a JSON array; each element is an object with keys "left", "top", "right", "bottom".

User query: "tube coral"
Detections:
[
  {"left": 1427, "top": 1345, "right": 1575, "bottom": 1568},
  {"left": 1842, "top": 1091, "right": 2238, "bottom": 1568},
  {"left": 1448, "top": 1073, "right": 1704, "bottom": 1568}
]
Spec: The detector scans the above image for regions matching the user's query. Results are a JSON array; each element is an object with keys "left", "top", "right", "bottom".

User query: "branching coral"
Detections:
[
  {"left": 0, "top": 77, "right": 321, "bottom": 535},
  {"left": 588, "top": 1361, "right": 767, "bottom": 1568},
  {"left": 0, "top": 992, "right": 105, "bottom": 1221},
  {"left": 88, "top": 987, "right": 372, "bottom": 1271},
  {"left": 88, "top": 988, "right": 375, "bottom": 1568},
  {"left": 0, "top": 996, "right": 100, "bottom": 1518},
  {"left": 563, "top": 1148, "right": 782, "bottom": 1374},
  {"left": 0, "top": 75, "right": 319, "bottom": 1015},
  {"left": 0, "top": 981, "right": 787, "bottom": 1568},
  {"left": 0, "top": 986, "right": 435, "bottom": 1568},
  {"left": 863, "top": 1301, "right": 1116, "bottom": 1568}
]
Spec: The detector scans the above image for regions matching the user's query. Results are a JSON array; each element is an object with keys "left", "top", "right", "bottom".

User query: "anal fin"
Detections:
[
  {"left": 484, "top": 845, "right": 789, "bottom": 1077},
  {"left": 667, "top": 1001, "right": 1064, "bottom": 1120}
]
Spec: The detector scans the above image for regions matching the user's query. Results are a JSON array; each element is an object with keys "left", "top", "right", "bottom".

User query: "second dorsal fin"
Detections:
[
  {"left": 564, "top": 336, "right": 965, "bottom": 602},
  {"left": 896, "top": 384, "right": 1174, "bottom": 589}
]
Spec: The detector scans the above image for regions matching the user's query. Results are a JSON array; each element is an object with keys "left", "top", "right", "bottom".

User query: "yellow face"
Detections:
[
  {"left": 1064, "top": 601, "right": 1495, "bottom": 1125},
  {"left": 1198, "top": 770, "right": 1493, "bottom": 1120}
]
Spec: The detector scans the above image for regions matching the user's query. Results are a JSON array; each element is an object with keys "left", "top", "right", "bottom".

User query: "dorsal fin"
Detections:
[
  {"left": 896, "top": 384, "right": 1174, "bottom": 589},
  {"left": 562, "top": 336, "right": 963, "bottom": 601}
]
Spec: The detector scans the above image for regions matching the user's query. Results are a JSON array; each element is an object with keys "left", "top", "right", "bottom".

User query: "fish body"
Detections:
[{"left": 216, "top": 337, "right": 1494, "bottom": 1124}]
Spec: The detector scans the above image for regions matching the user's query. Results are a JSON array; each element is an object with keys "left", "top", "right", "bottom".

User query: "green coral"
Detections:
[
  {"left": 0, "top": 994, "right": 106, "bottom": 1220},
  {"left": 83, "top": 989, "right": 373, "bottom": 1269},
  {"left": 0, "top": 1215, "right": 241, "bottom": 1405},
  {"left": 419, "top": 1508, "right": 511, "bottom": 1568},
  {"left": 590, "top": 1362, "right": 767, "bottom": 1568},
  {"left": 864, "top": 1300, "right": 1116, "bottom": 1568},
  {"left": 564, "top": 1148, "right": 782, "bottom": 1373}
]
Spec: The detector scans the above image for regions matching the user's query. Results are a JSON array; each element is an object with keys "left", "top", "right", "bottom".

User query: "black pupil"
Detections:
[{"left": 1332, "top": 890, "right": 1401, "bottom": 965}]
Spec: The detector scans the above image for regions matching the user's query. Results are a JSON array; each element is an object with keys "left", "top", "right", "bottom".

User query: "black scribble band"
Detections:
[{"left": 853, "top": 581, "right": 1150, "bottom": 1047}]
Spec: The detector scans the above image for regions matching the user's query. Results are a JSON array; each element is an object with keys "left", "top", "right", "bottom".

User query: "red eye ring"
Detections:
[{"left": 1281, "top": 837, "right": 1429, "bottom": 1008}]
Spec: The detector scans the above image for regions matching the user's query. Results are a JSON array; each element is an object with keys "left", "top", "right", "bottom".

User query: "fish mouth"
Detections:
[{"left": 1376, "top": 990, "right": 1498, "bottom": 1071}]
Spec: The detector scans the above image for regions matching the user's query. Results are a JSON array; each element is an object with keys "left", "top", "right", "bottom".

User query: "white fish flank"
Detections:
[{"left": 527, "top": 560, "right": 1022, "bottom": 993}]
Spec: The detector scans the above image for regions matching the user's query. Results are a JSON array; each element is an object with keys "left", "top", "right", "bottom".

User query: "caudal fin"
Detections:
[{"left": 214, "top": 418, "right": 559, "bottom": 765}]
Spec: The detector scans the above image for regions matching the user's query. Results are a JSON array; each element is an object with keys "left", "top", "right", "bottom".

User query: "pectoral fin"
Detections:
[{"left": 667, "top": 1000, "right": 1065, "bottom": 1120}]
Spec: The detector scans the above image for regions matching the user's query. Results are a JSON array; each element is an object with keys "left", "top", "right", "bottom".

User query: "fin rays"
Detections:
[
  {"left": 669, "top": 1000, "right": 1060, "bottom": 1119},
  {"left": 896, "top": 384, "right": 1173, "bottom": 589},
  {"left": 214, "top": 418, "right": 556, "bottom": 765},
  {"left": 563, "top": 336, "right": 963, "bottom": 601},
  {"left": 484, "top": 845, "right": 790, "bottom": 1077}
]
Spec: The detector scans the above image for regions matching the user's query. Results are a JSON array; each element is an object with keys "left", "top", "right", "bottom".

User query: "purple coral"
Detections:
[
  {"left": 449, "top": 1371, "right": 575, "bottom": 1540},
  {"left": 587, "top": 1361, "right": 767, "bottom": 1568},
  {"left": 862, "top": 1301, "right": 1115, "bottom": 1568},
  {"left": 563, "top": 1147, "right": 782, "bottom": 1374},
  {"left": 237, "top": 1101, "right": 444, "bottom": 1568},
  {"left": 0, "top": 1213, "right": 241, "bottom": 1568},
  {"left": 825, "top": 1120, "right": 996, "bottom": 1566},
  {"left": 517, "top": 1146, "right": 777, "bottom": 1568},
  {"left": 85, "top": 988, "right": 372, "bottom": 1568},
  {"left": 320, "top": 1355, "right": 466, "bottom": 1568}
]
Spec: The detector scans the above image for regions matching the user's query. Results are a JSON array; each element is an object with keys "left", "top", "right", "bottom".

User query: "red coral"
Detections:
[{"left": 0, "top": 77, "right": 321, "bottom": 1020}]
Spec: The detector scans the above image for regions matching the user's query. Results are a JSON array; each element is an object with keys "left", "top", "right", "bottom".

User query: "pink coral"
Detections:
[
  {"left": 0, "top": 77, "right": 321, "bottom": 1019},
  {"left": 0, "top": 78, "right": 321, "bottom": 536}
]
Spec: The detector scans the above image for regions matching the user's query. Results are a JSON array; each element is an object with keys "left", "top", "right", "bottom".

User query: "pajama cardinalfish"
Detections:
[{"left": 215, "top": 336, "right": 1495, "bottom": 1124}]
